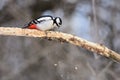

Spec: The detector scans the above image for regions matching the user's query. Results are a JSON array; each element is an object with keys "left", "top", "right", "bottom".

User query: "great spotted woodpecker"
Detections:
[{"left": 23, "top": 15, "right": 62, "bottom": 31}]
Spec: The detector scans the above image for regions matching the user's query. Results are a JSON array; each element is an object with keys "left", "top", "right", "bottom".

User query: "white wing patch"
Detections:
[{"left": 37, "top": 17, "right": 52, "bottom": 22}]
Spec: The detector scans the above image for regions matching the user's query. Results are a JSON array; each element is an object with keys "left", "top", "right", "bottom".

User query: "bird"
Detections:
[{"left": 23, "top": 15, "right": 62, "bottom": 31}]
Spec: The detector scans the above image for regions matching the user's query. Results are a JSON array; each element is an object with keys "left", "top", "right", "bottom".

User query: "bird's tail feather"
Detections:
[{"left": 22, "top": 24, "right": 28, "bottom": 28}]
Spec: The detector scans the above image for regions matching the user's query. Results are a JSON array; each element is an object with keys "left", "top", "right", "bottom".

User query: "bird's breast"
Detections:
[{"left": 36, "top": 20, "right": 54, "bottom": 31}]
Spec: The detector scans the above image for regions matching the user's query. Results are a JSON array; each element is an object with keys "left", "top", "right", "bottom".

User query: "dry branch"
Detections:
[{"left": 0, "top": 27, "right": 120, "bottom": 62}]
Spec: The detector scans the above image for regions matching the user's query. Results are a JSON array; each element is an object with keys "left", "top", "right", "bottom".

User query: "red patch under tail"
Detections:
[{"left": 28, "top": 24, "right": 37, "bottom": 29}]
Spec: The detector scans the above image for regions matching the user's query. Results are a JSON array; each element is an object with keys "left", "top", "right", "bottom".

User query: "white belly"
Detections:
[{"left": 36, "top": 20, "right": 54, "bottom": 31}]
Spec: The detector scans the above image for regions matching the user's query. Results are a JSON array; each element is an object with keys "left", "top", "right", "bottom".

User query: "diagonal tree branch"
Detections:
[{"left": 0, "top": 27, "right": 120, "bottom": 62}]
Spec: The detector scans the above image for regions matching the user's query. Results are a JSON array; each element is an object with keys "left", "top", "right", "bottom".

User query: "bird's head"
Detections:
[{"left": 54, "top": 17, "right": 62, "bottom": 27}]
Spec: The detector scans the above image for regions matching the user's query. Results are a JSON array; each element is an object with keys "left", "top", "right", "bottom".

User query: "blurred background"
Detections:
[{"left": 0, "top": 0, "right": 120, "bottom": 80}]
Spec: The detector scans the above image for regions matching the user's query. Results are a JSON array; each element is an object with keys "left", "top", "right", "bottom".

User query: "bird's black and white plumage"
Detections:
[{"left": 23, "top": 15, "right": 62, "bottom": 31}]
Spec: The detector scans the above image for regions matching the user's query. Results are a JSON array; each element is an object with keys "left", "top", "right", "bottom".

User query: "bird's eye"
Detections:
[{"left": 59, "top": 22, "right": 61, "bottom": 25}]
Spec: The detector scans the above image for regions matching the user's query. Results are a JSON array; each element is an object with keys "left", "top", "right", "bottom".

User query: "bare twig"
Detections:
[
  {"left": 92, "top": 0, "right": 100, "bottom": 59},
  {"left": 0, "top": 27, "right": 120, "bottom": 62}
]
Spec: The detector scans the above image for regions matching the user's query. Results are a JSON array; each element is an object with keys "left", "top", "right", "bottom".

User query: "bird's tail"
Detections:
[{"left": 22, "top": 24, "right": 28, "bottom": 28}]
